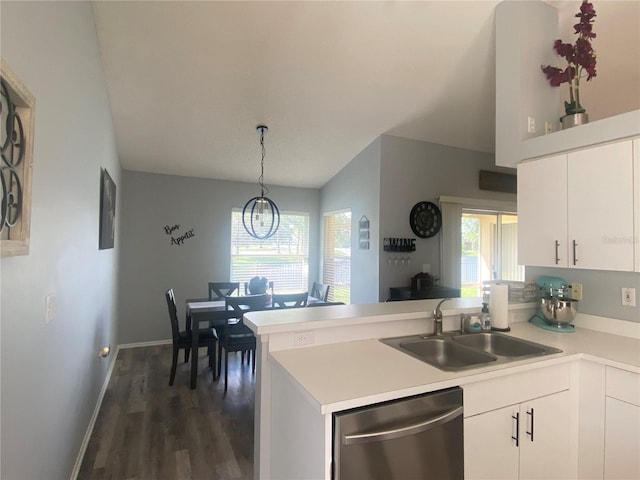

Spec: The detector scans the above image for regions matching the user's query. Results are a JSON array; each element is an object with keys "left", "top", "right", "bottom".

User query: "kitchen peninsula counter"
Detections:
[
  {"left": 244, "top": 300, "right": 639, "bottom": 480},
  {"left": 269, "top": 320, "right": 640, "bottom": 414}
]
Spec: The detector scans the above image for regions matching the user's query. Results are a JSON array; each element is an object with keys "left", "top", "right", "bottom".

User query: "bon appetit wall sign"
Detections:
[{"left": 164, "top": 224, "right": 195, "bottom": 246}]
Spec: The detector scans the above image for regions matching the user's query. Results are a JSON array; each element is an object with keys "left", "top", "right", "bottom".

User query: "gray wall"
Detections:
[
  {"left": 379, "top": 135, "right": 517, "bottom": 301},
  {"left": 0, "top": 2, "right": 121, "bottom": 479},
  {"left": 118, "top": 171, "right": 320, "bottom": 344},
  {"left": 320, "top": 137, "right": 381, "bottom": 304},
  {"left": 527, "top": 267, "right": 640, "bottom": 323}
]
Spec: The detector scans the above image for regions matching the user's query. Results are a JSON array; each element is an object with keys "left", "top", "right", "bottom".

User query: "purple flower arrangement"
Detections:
[{"left": 541, "top": 0, "right": 597, "bottom": 116}]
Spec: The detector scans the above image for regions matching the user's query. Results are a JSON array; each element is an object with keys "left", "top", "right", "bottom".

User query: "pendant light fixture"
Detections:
[{"left": 242, "top": 125, "right": 280, "bottom": 239}]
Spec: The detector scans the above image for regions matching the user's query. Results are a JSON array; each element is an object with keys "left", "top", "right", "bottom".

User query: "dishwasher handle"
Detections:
[{"left": 343, "top": 406, "right": 463, "bottom": 445}]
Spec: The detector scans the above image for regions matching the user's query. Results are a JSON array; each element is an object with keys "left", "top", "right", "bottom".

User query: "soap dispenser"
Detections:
[{"left": 481, "top": 303, "right": 491, "bottom": 331}]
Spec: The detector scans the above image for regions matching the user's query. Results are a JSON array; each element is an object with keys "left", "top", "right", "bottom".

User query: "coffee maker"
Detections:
[{"left": 530, "top": 275, "right": 578, "bottom": 332}]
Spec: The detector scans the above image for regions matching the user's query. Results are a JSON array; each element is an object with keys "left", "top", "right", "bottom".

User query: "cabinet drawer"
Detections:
[
  {"left": 606, "top": 367, "right": 640, "bottom": 406},
  {"left": 463, "top": 363, "right": 571, "bottom": 417}
]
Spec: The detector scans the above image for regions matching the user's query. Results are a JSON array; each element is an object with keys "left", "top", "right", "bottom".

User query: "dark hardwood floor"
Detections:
[{"left": 78, "top": 344, "right": 255, "bottom": 480}]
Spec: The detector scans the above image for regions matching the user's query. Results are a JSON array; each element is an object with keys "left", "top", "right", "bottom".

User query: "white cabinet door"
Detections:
[
  {"left": 465, "top": 404, "right": 520, "bottom": 480},
  {"left": 519, "top": 390, "right": 572, "bottom": 480},
  {"left": 568, "top": 141, "right": 634, "bottom": 271},
  {"left": 518, "top": 154, "right": 568, "bottom": 267},
  {"left": 604, "top": 397, "right": 640, "bottom": 480},
  {"left": 465, "top": 391, "right": 572, "bottom": 480}
]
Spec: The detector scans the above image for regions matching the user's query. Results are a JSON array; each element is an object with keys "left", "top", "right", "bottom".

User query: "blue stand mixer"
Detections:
[{"left": 530, "top": 275, "right": 577, "bottom": 333}]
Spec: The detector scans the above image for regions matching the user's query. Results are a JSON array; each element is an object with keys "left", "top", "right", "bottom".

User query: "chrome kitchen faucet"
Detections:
[{"left": 432, "top": 298, "right": 449, "bottom": 336}]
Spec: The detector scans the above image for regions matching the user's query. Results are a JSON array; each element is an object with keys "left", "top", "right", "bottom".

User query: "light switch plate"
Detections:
[
  {"left": 621, "top": 288, "right": 636, "bottom": 307},
  {"left": 571, "top": 283, "right": 583, "bottom": 301},
  {"left": 45, "top": 293, "right": 56, "bottom": 323}
]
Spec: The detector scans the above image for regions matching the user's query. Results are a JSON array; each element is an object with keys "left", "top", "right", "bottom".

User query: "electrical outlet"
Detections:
[
  {"left": 527, "top": 116, "right": 536, "bottom": 133},
  {"left": 545, "top": 121, "right": 553, "bottom": 134},
  {"left": 621, "top": 288, "right": 636, "bottom": 307},
  {"left": 293, "top": 330, "right": 314, "bottom": 346},
  {"left": 570, "top": 283, "right": 583, "bottom": 301},
  {"left": 45, "top": 293, "right": 56, "bottom": 323}
]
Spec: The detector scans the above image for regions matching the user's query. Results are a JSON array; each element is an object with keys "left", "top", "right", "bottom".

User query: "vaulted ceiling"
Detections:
[{"left": 92, "top": 1, "right": 639, "bottom": 189}]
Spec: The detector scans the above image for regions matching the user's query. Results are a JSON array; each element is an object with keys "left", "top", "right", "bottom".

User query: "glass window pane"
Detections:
[
  {"left": 323, "top": 210, "right": 351, "bottom": 303},
  {"left": 230, "top": 210, "right": 309, "bottom": 293}
]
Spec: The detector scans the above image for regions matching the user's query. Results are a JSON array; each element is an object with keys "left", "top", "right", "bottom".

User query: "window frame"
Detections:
[{"left": 229, "top": 208, "right": 310, "bottom": 294}]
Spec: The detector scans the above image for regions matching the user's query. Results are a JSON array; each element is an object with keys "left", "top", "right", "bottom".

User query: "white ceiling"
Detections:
[{"left": 92, "top": 1, "right": 639, "bottom": 189}]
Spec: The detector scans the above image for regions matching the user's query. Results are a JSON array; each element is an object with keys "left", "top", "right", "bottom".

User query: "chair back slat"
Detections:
[
  {"left": 208, "top": 282, "right": 240, "bottom": 301},
  {"left": 165, "top": 288, "right": 181, "bottom": 342},
  {"left": 309, "top": 282, "right": 330, "bottom": 302},
  {"left": 225, "top": 294, "right": 268, "bottom": 319},
  {"left": 272, "top": 292, "right": 309, "bottom": 309},
  {"left": 223, "top": 294, "right": 266, "bottom": 336}
]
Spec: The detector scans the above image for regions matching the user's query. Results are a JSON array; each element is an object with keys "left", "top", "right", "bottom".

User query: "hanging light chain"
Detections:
[{"left": 258, "top": 126, "right": 269, "bottom": 198}]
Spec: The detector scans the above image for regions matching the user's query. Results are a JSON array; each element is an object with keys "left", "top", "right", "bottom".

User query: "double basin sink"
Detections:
[{"left": 380, "top": 331, "right": 562, "bottom": 371}]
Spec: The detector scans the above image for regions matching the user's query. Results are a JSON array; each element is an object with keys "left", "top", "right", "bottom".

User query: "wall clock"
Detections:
[{"left": 409, "top": 201, "right": 442, "bottom": 238}]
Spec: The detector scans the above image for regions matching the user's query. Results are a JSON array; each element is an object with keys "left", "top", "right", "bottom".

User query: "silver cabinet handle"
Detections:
[
  {"left": 512, "top": 412, "right": 520, "bottom": 447},
  {"left": 572, "top": 240, "right": 578, "bottom": 265},
  {"left": 526, "top": 408, "right": 534, "bottom": 441},
  {"left": 555, "top": 240, "right": 560, "bottom": 265},
  {"left": 343, "top": 406, "right": 463, "bottom": 445}
]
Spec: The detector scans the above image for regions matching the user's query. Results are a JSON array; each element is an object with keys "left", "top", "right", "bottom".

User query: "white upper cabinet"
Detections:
[
  {"left": 567, "top": 141, "right": 634, "bottom": 271},
  {"left": 518, "top": 154, "right": 568, "bottom": 267},
  {"left": 518, "top": 139, "right": 636, "bottom": 272}
]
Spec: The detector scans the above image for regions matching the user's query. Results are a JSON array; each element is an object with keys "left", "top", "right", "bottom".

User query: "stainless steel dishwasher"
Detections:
[{"left": 332, "top": 387, "right": 463, "bottom": 480}]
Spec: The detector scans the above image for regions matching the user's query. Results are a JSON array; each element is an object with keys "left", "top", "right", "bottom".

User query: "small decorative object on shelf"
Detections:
[
  {"left": 383, "top": 237, "right": 416, "bottom": 252},
  {"left": 359, "top": 215, "right": 370, "bottom": 250},
  {"left": 541, "top": 0, "right": 597, "bottom": 130}
]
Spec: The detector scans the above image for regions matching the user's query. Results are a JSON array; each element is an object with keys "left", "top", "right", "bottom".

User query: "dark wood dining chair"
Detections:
[
  {"left": 166, "top": 288, "right": 216, "bottom": 386},
  {"left": 309, "top": 282, "right": 330, "bottom": 302},
  {"left": 217, "top": 294, "right": 266, "bottom": 392},
  {"left": 272, "top": 292, "right": 309, "bottom": 308},
  {"left": 208, "top": 282, "right": 240, "bottom": 300}
]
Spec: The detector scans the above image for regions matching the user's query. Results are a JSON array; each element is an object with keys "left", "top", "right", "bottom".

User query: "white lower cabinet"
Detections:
[
  {"left": 463, "top": 361, "right": 576, "bottom": 480},
  {"left": 604, "top": 397, "right": 640, "bottom": 480},
  {"left": 465, "top": 390, "right": 571, "bottom": 480},
  {"left": 603, "top": 367, "right": 640, "bottom": 480}
]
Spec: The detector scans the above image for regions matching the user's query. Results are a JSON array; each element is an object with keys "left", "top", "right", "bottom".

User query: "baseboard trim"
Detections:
[
  {"left": 69, "top": 345, "right": 121, "bottom": 480},
  {"left": 118, "top": 339, "right": 171, "bottom": 349}
]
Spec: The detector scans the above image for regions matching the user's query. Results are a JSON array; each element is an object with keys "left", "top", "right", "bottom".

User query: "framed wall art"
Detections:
[
  {"left": 99, "top": 168, "right": 116, "bottom": 249},
  {"left": 1, "top": 59, "right": 35, "bottom": 257}
]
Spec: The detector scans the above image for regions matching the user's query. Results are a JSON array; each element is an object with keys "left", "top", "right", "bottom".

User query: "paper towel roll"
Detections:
[{"left": 490, "top": 284, "right": 510, "bottom": 331}]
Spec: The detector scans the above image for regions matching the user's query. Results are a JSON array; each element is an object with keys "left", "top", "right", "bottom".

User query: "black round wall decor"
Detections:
[{"left": 409, "top": 201, "right": 442, "bottom": 238}]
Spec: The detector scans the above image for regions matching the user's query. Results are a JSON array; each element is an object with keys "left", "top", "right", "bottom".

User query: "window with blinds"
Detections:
[
  {"left": 230, "top": 210, "right": 309, "bottom": 293},
  {"left": 322, "top": 210, "right": 351, "bottom": 303}
]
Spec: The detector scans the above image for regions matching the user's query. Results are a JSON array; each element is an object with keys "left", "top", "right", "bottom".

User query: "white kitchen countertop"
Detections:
[
  {"left": 246, "top": 297, "right": 531, "bottom": 335},
  {"left": 246, "top": 302, "right": 640, "bottom": 415}
]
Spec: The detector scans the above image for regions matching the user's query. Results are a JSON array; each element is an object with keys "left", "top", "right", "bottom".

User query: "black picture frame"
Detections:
[{"left": 99, "top": 168, "right": 116, "bottom": 249}]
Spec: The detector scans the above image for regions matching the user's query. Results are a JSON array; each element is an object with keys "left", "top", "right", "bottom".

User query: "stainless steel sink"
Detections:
[
  {"left": 399, "top": 338, "right": 497, "bottom": 371},
  {"left": 381, "top": 332, "right": 562, "bottom": 372},
  {"left": 451, "top": 332, "right": 560, "bottom": 357}
]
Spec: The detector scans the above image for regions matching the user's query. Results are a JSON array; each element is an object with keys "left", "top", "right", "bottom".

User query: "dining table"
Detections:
[
  {"left": 185, "top": 294, "right": 319, "bottom": 388},
  {"left": 185, "top": 299, "right": 232, "bottom": 389}
]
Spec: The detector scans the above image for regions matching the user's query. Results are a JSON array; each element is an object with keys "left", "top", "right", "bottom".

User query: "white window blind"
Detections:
[
  {"left": 322, "top": 210, "right": 351, "bottom": 303},
  {"left": 230, "top": 210, "right": 309, "bottom": 293}
]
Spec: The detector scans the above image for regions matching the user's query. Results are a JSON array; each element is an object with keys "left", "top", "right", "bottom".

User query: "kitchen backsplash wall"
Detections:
[{"left": 526, "top": 266, "right": 640, "bottom": 323}]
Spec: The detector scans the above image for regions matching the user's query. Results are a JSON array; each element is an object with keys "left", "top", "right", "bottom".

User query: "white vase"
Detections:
[{"left": 560, "top": 112, "right": 589, "bottom": 129}]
